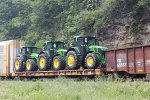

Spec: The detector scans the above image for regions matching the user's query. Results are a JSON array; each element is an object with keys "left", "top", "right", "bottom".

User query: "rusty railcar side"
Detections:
[{"left": 105, "top": 45, "right": 150, "bottom": 75}]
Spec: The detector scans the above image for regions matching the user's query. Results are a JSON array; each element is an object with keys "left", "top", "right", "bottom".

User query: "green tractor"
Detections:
[
  {"left": 66, "top": 36, "right": 107, "bottom": 70},
  {"left": 14, "top": 47, "right": 39, "bottom": 72},
  {"left": 38, "top": 41, "right": 67, "bottom": 71}
]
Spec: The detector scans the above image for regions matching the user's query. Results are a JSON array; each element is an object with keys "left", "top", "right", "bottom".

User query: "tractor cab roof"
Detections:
[
  {"left": 43, "top": 41, "right": 65, "bottom": 50},
  {"left": 73, "top": 36, "right": 96, "bottom": 39},
  {"left": 21, "top": 46, "right": 37, "bottom": 48},
  {"left": 45, "top": 41, "right": 64, "bottom": 44},
  {"left": 73, "top": 36, "right": 96, "bottom": 41}
]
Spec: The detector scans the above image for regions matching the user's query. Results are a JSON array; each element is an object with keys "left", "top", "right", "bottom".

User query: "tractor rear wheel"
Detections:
[
  {"left": 14, "top": 57, "right": 25, "bottom": 72},
  {"left": 66, "top": 51, "right": 79, "bottom": 70},
  {"left": 52, "top": 56, "right": 65, "bottom": 70},
  {"left": 85, "top": 53, "right": 99, "bottom": 69},
  {"left": 26, "top": 59, "right": 37, "bottom": 71},
  {"left": 38, "top": 53, "right": 49, "bottom": 71}
]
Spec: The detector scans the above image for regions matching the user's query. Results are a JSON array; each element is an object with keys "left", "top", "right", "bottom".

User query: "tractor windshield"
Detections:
[
  {"left": 56, "top": 43, "right": 64, "bottom": 49},
  {"left": 75, "top": 37, "right": 96, "bottom": 47},
  {"left": 87, "top": 38, "right": 96, "bottom": 46},
  {"left": 21, "top": 47, "right": 37, "bottom": 54},
  {"left": 46, "top": 42, "right": 53, "bottom": 50},
  {"left": 21, "top": 48, "right": 26, "bottom": 54},
  {"left": 76, "top": 38, "right": 84, "bottom": 47},
  {"left": 31, "top": 48, "right": 37, "bottom": 53},
  {"left": 26, "top": 48, "right": 37, "bottom": 54}
]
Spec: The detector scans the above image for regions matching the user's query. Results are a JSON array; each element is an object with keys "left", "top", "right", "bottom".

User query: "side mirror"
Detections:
[
  {"left": 37, "top": 48, "right": 42, "bottom": 53},
  {"left": 19, "top": 48, "right": 22, "bottom": 53},
  {"left": 85, "top": 38, "right": 87, "bottom": 43},
  {"left": 53, "top": 44, "right": 56, "bottom": 48}
]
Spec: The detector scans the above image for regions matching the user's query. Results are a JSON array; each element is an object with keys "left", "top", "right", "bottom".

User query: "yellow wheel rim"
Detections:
[
  {"left": 67, "top": 55, "right": 75, "bottom": 67},
  {"left": 26, "top": 61, "right": 31, "bottom": 70},
  {"left": 39, "top": 57, "right": 45, "bottom": 68},
  {"left": 53, "top": 59, "right": 59, "bottom": 69},
  {"left": 87, "top": 57, "right": 94, "bottom": 67},
  {"left": 15, "top": 60, "right": 19, "bottom": 70}
]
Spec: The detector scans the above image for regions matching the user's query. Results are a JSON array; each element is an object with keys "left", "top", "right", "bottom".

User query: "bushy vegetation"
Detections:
[
  {"left": 0, "top": 0, "right": 150, "bottom": 47},
  {"left": 0, "top": 78, "right": 150, "bottom": 100}
]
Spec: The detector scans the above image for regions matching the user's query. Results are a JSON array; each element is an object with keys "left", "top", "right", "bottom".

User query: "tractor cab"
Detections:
[
  {"left": 73, "top": 36, "right": 96, "bottom": 56},
  {"left": 43, "top": 41, "right": 64, "bottom": 51},
  {"left": 43, "top": 41, "right": 65, "bottom": 56},
  {"left": 20, "top": 47, "right": 37, "bottom": 54},
  {"left": 74, "top": 36, "right": 96, "bottom": 47},
  {"left": 19, "top": 46, "right": 38, "bottom": 60}
]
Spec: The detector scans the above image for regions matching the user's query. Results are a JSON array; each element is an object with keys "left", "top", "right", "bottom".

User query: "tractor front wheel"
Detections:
[
  {"left": 14, "top": 57, "right": 25, "bottom": 72},
  {"left": 26, "top": 59, "right": 37, "bottom": 71},
  {"left": 52, "top": 56, "right": 65, "bottom": 70},
  {"left": 38, "top": 53, "right": 49, "bottom": 71},
  {"left": 66, "top": 51, "right": 79, "bottom": 70},
  {"left": 85, "top": 53, "right": 99, "bottom": 69}
]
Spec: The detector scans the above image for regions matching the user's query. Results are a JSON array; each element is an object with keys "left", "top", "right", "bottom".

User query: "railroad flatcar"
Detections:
[{"left": 0, "top": 39, "right": 150, "bottom": 80}]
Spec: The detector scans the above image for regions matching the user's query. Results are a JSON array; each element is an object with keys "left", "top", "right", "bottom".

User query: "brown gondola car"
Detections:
[{"left": 105, "top": 45, "right": 150, "bottom": 78}]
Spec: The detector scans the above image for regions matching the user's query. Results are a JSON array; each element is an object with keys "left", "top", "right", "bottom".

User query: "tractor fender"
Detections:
[
  {"left": 85, "top": 51, "right": 94, "bottom": 56},
  {"left": 38, "top": 51, "right": 49, "bottom": 58},
  {"left": 56, "top": 49, "right": 67, "bottom": 57},
  {"left": 87, "top": 48, "right": 106, "bottom": 65},
  {"left": 31, "top": 53, "right": 38, "bottom": 58},
  {"left": 30, "top": 53, "right": 39, "bottom": 63},
  {"left": 66, "top": 47, "right": 80, "bottom": 55}
]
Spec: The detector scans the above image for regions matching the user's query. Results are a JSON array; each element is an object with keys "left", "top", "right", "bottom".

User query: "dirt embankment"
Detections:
[{"left": 100, "top": 7, "right": 150, "bottom": 49}]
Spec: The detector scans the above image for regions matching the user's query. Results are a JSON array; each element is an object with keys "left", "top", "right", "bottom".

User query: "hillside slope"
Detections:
[
  {"left": 102, "top": 17, "right": 150, "bottom": 49},
  {"left": 0, "top": 0, "right": 149, "bottom": 49}
]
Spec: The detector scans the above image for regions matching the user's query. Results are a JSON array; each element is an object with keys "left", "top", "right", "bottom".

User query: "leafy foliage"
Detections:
[{"left": 0, "top": 0, "right": 149, "bottom": 47}]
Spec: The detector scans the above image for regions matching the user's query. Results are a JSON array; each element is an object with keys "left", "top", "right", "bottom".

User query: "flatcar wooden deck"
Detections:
[{"left": 11, "top": 69, "right": 101, "bottom": 77}]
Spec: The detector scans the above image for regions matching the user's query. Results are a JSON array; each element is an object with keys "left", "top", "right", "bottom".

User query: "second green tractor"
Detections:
[{"left": 38, "top": 41, "right": 67, "bottom": 71}]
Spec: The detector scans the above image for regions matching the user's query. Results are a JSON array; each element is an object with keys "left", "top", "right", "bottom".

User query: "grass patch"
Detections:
[{"left": 0, "top": 78, "right": 149, "bottom": 100}]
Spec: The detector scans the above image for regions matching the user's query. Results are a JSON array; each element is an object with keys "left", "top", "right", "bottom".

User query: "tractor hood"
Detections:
[
  {"left": 89, "top": 45, "right": 108, "bottom": 51},
  {"left": 31, "top": 53, "right": 39, "bottom": 58},
  {"left": 56, "top": 49, "right": 67, "bottom": 56},
  {"left": 57, "top": 49, "right": 67, "bottom": 52}
]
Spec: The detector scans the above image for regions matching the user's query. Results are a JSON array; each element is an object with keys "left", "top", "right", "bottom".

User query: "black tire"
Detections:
[
  {"left": 85, "top": 53, "right": 99, "bottom": 69},
  {"left": 38, "top": 53, "right": 49, "bottom": 71},
  {"left": 52, "top": 56, "right": 65, "bottom": 70},
  {"left": 14, "top": 57, "right": 25, "bottom": 72},
  {"left": 26, "top": 59, "right": 37, "bottom": 71},
  {"left": 66, "top": 51, "right": 80, "bottom": 70}
]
